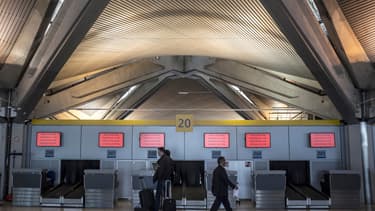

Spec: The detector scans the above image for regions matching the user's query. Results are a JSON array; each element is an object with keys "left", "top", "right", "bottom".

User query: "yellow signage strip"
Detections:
[
  {"left": 31, "top": 119, "right": 175, "bottom": 126},
  {"left": 32, "top": 119, "right": 340, "bottom": 126},
  {"left": 195, "top": 120, "right": 341, "bottom": 126}
]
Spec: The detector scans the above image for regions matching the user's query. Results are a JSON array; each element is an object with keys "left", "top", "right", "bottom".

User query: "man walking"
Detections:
[
  {"left": 153, "top": 147, "right": 173, "bottom": 211},
  {"left": 210, "top": 156, "right": 237, "bottom": 211}
]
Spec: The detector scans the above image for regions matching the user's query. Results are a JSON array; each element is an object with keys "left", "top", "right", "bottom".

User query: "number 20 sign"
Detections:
[{"left": 176, "top": 114, "right": 193, "bottom": 132}]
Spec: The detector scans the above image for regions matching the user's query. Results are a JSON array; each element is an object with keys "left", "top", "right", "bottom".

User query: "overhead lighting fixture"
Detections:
[
  {"left": 177, "top": 91, "right": 211, "bottom": 95},
  {"left": 229, "top": 85, "right": 256, "bottom": 106},
  {"left": 45, "top": 0, "right": 65, "bottom": 35},
  {"left": 118, "top": 85, "right": 138, "bottom": 102}
]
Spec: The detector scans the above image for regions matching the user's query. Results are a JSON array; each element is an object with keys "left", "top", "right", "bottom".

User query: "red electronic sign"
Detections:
[
  {"left": 99, "top": 132, "right": 124, "bottom": 148},
  {"left": 310, "top": 133, "right": 335, "bottom": 148},
  {"left": 245, "top": 133, "right": 271, "bottom": 148},
  {"left": 204, "top": 133, "right": 230, "bottom": 148},
  {"left": 139, "top": 133, "right": 165, "bottom": 148},
  {"left": 36, "top": 132, "right": 61, "bottom": 147}
]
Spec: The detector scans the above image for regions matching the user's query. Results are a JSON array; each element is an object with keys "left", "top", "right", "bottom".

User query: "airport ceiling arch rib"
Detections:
[
  {"left": 260, "top": 0, "right": 361, "bottom": 124},
  {"left": 45, "top": 56, "right": 340, "bottom": 121},
  {"left": 31, "top": 57, "right": 180, "bottom": 119},
  {"left": 13, "top": 0, "right": 110, "bottom": 121},
  {"left": 188, "top": 57, "right": 341, "bottom": 120},
  {"left": 314, "top": 0, "right": 375, "bottom": 90},
  {"left": 0, "top": 0, "right": 56, "bottom": 89}
]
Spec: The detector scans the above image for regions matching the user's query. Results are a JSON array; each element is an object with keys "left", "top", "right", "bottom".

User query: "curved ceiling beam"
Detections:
[
  {"left": 13, "top": 0, "right": 110, "bottom": 121},
  {"left": 32, "top": 57, "right": 179, "bottom": 118},
  {"left": 190, "top": 57, "right": 341, "bottom": 119},
  {"left": 108, "top": 77, "right": 170, "bottom": 120},
  {"left": 316, "top": 0, "right": 375, "bottom": 89},
  {"left": 0, "top": 0, "right": 56, "bottom": 88},
  {"left": 194, "top": 73, "right": 266, "bottom": 120},
  {"left": 260, "top": 0, "right": 360, "bottom": 123}
]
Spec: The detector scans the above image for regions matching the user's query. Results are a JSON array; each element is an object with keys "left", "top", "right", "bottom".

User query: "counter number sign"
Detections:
[{"left": 176, "top": 114, "right": 193, "bottom": 132}]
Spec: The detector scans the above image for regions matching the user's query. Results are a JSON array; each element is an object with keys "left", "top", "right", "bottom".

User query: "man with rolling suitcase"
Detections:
[{"left": 153, "top": 147, "right": 173, "bottom": 211}]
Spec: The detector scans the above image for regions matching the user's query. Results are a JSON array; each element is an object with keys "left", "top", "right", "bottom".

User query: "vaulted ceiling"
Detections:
[{"left": 1, "top": 0, "right": 375, "bottom": 122}]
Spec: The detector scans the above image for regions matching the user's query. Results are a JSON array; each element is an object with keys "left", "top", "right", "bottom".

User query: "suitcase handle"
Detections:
[
  {"left": 139, "top": 176, "right": 146, "bottom": 189},
  {"left": 164, "top": 179, "right": 172, "bottom": 199}
]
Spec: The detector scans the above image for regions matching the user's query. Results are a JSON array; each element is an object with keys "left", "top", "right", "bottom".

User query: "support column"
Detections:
[{"left": 360, "top": 121, "right": 372, "bottom": 204}]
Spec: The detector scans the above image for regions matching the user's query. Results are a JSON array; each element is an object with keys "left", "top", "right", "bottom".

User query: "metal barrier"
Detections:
[
  {"left": 254, "top": 170, "right": 286, "bottom": 209},
  {"left": 321, "top": 170, "right": 361, "bottom": 209},
  {"left": 84, "top": 169, "right": 118, "bottom": 208},
  {"left": 12, "top": 169, "right": 43, "bottom": 207}
]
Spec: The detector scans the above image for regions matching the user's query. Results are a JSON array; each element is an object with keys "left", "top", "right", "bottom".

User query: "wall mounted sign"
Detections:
[
  {"left": 140, "top": 133, "right": 165, "bottom": 148},
  {"left": 310, "top": 133, "right": 335, "bottom": 148},
  {"left": 37, "top": 132, "right": 61, "bottom": 147},
  {"left": 176, "top": 114, "right": 193, "bottom": 132},
  {"left": 204, "top": 133, "right": 230, "bottom": 148},
  {"left": 99, "top": 132, "right": 124, "bottom": 148},
  {"left": 245, "top": 133, "right": 271, "bottom": 148}
]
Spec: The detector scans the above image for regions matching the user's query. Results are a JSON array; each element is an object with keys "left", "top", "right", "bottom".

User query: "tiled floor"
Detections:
[{"left": 0, "top": 200, "right": 373, "bottom": 211}]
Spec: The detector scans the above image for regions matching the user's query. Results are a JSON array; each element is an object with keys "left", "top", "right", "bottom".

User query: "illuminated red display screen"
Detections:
[
  {"left": 36, "top": 132, "right": 61, "bottom": 147},
  {"left": 245, "top": 133, "right": 271, "bottom": 148},
  {"left": 204, "top": 133, "right": 230, "bottom": 148},
  {"left": 310, "top": 133, "right": 335, "bottom": 148},
  {"left": 139, "top": 133, "right": 165, "bottom": 148},
  {"left": 99, "top": 132, "right": 124, "bottom": 148}
]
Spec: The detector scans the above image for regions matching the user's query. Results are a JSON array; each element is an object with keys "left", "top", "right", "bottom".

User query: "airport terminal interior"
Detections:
[{"left": 1, "top": 0, "right": 375, "bottom": 210}]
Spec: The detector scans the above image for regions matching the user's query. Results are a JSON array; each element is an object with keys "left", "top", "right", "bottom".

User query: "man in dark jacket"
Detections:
[
  {"left": 153, "top": 147, "right": 173, "bottom": 211},
  {"left": 210, "top": 156, "right": 237, "bottom": 211}
]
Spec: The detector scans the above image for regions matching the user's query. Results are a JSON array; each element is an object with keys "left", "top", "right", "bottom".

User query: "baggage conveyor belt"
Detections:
[
  {"left": 41, "top": 183, "right": 84, "bottom": 207},
  {"left": 287, "top": 184, "right": 331, "bottom": 209},
  {"left": 286, "top": 185, "right": 308, "bottom": 208},
  {"left": 63, "top": 185, "right": 84, "bottom": 207}
]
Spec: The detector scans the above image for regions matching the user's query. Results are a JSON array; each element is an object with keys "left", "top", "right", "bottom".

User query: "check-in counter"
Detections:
[
  {"left": 12, "top": 169, "right": 43, "bottom": 207},
  {"left": 84, "top": 169, "right": 119, "bottom": 208},
  {"left": 254, "top": 170, "right": 286, "bottom": 209},
  {"left": 321, "top": 170, "right": 360, "bottom": 209}
]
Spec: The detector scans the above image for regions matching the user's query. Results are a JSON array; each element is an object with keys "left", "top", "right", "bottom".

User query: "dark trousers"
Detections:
[
  {"left": 210, "top": 195, "right": 232, "bottom": 211},
  {"left": 154, "top": 180, "right": 165, "bottom": 211}
]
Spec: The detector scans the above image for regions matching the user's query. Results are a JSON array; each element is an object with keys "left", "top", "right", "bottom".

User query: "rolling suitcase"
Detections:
[
  {"left": 138, "top": 176, "right": 155, "bottom": 211},
  {"left": 163, "top": 180, "right": 176, "bottom": 211}
]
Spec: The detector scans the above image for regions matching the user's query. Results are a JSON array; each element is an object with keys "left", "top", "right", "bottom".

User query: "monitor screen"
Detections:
[
  {"left": 98, "top": 132, "right": 124, "bottom": 148},
  {"left": 245, "top": 133, "right": 271, "bottom": 148},
  {"left": 36, "top": 132, "right": 62, "bottom": 147},
  {"left": 310, "top": 133, "right": 335, "bottom": 148},
  {"left": 204, "top": 133, "right": 230, "bottom": 148},
  {"left": 139, "top": 133, "right": 165, "bottom": 148}
]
